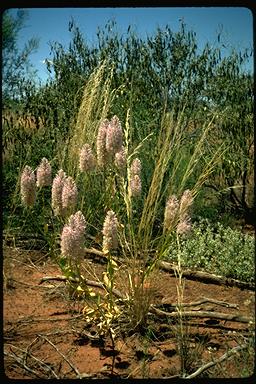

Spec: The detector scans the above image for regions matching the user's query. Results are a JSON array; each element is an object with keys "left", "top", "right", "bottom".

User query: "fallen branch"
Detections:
[
  {"left": 5, "top": 313, "right": 84, "bottom": 332},
  {"left": 160, "top": 297, "right": 239, "bottom": 309},
  {"left": 159, "top": 261, "right": 255, "bottom": 291},
  {"left": 5, "top": 342, "right": 59, "bottom": 379},
  {"left": 81, "top": 247, "right": 255, "bottom": 291},
  {"left": 38, "top": 334, "right": 82, "bottom": 379},
  {"left": 185, "top": 344, "right": 248, "bottom": 379},
  {"left": 39, "top": 276, "right": 253, "bottom": 324},
  {"left": 150, "top": 306, "right": 254, "bottom": 324},
  {"left": 4, "top": 350, "right": 43, "bottom": 378},
  {"left": 39, "top": 275, "right": 125, "bottom": 299}
]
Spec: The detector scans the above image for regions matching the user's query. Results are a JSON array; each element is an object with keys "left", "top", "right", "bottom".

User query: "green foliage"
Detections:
[
  {"left": 165, "top": 218, "right": 255, "bottom": 283},
  {"left": 2, "top": 9, "right": 39, "bottom": 102},
  {"left": 3, "top": 16, "right": 253, "bottom": 238}
]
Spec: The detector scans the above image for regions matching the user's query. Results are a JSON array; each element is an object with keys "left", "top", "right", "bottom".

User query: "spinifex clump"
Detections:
[{"left": 20, "top": 165, "right": 36, "bottom": 208}]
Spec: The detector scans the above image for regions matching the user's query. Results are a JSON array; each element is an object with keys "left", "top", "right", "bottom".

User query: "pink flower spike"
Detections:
[
  {"left": 106, "top": 115, "right": 123, "bottom": 156},
  {"left": 130, "top": 158, "right": 141, "bottom": 177},
  {"left": 102, "top": 210, "right": 119, "bottom": 253},
  {"left": 61, "top": 176, "right": 78, "bottom": 214},
  {"left": 60, "top": 211, "right": 86, "bottom": 260},
  {"left": 20, "top": 165, "right": 36, "bottom": 207},
  {"left": 164, "top": 195, "right": 179, "bottom": 232},
  {"left": 114, "top": 146, "right": 126, "bottom": 170},
  {"left": 51, "top": 169, "right": 66, "bottom": 216},
  {"left": 36, "top": 157, "right": 52, "bottom": 187},
  {"left": 177, "top": 216, "right": 192, "bottom": 236},
  {"left": 79, "top": 144, "right": 96, "bottom": 172},
  {"left": 97, "top": 119, "right": 109, "bottom": 167},
  {"left": 130, "top": 174, "right": 142, "bottom": 197}
]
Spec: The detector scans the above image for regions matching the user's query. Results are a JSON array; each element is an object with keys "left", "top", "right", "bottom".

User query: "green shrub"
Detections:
[{"left": 165, "top": 218, "right": 255, "bottom": 283}]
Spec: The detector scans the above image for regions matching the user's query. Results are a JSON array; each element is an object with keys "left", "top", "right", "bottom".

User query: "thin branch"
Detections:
[
  {"left": 185, "top": 344, "right": 248, "bottom": 379},
  {"left": 82, "top": 247, "right": 255, "bottom": 290},
  {"left": 6, "top": 343, "right": 59, "bottom": 379},
  {"left": 150, "top": 306, "right": 254, "bottom": 324},
  {"left": 38, "top": 334, "right": 82, "bottom": 379},
  {"left": 4, "top": 350, "right": 45, "bottom": 379},
  {"left": 160, "top": 297, "right": 239, "bottom": 309},
  {"left": 39, "top": 275, "right": 125, "bottom": 299},
  {"left": 159, "top": 260, "right": 255, "bottom": 291}
]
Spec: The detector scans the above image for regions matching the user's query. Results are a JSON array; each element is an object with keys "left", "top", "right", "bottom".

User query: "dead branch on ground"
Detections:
[
  {"left": 81, "top": 247, "right": 255, "bottom": 291},
  {"left": 39, "top": 275, "right": 254, "bottom": 325},
  {"left": 39, "top": 275, "right": 125, "bottom": 299},
  {"left": 150, "top": 306, "right": 254, "bottom": 324},
  {"left": 159, "top": 260, "right": 255, "bottom": 291},
  {"left": 184, "top": 344, "right": 249, "bottom": 379}
]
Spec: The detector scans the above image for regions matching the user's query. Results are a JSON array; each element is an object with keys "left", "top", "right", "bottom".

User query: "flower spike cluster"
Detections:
[
  {"left": 79, "top": 144, "right": 96, "bottom": 172},
  {"left": 164, "top": 189, "right": 194, "bottom": 236},
  {"left": 36, "top": 157, "right": 52, "bottom": 187},
  {"left": 129, "top": 158, "right": 142, "bottom": 197},
  {"left": 20, "top": 165, "right": 36, "bottom": 207},
  {"left": 96, "top": 116, "right": 126, "bottom": 169},
  {"left": 102, "top": 210, "right": 119, "bottom": 254},
  {"left": 60, "top": 211, "right": 86, "bottom": 261},
  {"left": 52, "top": 171, "right": 77, "bottom": 216}
]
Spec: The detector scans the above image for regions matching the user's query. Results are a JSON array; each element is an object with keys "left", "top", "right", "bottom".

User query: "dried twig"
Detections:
[
  {"left": 159, "top": 261, "right": 255, "bottom": 291},
  {"left": 38, "top": 334, "right": 82, "bottom": 378},
  {"left": 39, "top": 276, "right": 253, "bottom": 324},
  {"left": 81, "top": 247, "right": 255, "bottom": 291},
  {"left": 150, "top": 306, "right": 254, "bottom": 324},
  {"left": 160, "top": 297, "right": 239, "bottom": 309},
  {"left": 4, "top": 350, "right": 48, "bottom": 379},
  {"left": 6, "top": 342, "right": 59, "bottom": 379},
  {"left": 39, "top": 275, "right": 125, "bottom": 299},
  {"left": 185, "top": 344, "right": 249, "bottom": 379}
]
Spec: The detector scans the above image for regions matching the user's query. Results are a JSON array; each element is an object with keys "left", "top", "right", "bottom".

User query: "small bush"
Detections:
[{"left": 165, "top": 218, "right": 254, "bottom": 283}]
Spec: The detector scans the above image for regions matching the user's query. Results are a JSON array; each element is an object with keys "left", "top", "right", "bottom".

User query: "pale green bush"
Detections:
[{"left": 165, "top": 218, "right": 255, "bottom": 283}]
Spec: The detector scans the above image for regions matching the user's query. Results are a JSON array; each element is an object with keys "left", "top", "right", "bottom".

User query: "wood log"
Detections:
[{"left": 159, "top": 260, "right": 255, "bottom": 291}]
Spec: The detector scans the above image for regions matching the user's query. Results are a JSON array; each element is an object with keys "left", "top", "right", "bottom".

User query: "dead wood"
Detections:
[
  {"left": 185, "top": 344, "right": 249, "bottom": 379},
  {"left": 150, "top": 306, "right": 254, "bottom": 324},
  {"left": 39, "top": 276, "right": 253, "bottom": 325},
  {"left": 159, "top": 297, "right": 239, "bottom": 309},
  {"left": 38, "top": 334, "right": 82, "bottom": 378},
  {"left": 81, "top": 247, "right": 255, "bottom": 291},
  {"left": 39, "top": 275, "right": 125, "bottom": 299},
  {"left": 5, "top": 342, "right": 60, "bottom": 379},
  {"left": 159, "top": 260, "right": 255, "bottom": 291}
]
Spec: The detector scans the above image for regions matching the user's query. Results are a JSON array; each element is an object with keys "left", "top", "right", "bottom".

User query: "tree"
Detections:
[{"left": 2, "top": 9, "right": 39, "bottom": 104}]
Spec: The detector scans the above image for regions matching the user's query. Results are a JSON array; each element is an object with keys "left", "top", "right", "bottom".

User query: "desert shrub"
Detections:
[{"left": 165, "top": 218, "right": 254, "bottom": 283}]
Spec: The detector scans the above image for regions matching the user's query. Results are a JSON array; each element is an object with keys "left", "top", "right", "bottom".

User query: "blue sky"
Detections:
[{"left": 8, "top": 7, "right": 253, "bottom": 83}]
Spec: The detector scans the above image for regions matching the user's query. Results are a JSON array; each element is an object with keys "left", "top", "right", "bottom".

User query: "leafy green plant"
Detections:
[{"left": 164, "top": 218, "right": 255, "bottom": 283}]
